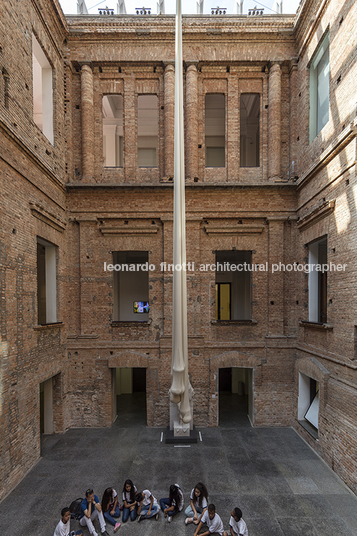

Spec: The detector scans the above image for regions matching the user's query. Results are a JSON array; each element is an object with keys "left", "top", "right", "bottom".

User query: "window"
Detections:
[
  {"left": 308, "top": 237, "right": 327, "bottom": 323},
  {"left": 298, "top": 372, "right": 319, "bottom": 434},
  {"left": 215, "top": 251, "right": 251, "bottom": 320},
  {"left": 103, "top": 95, "right": 123, "bottom": 167},
  {"left": 309, "top": 32, "right": 329, "bottom": 142},
  {"left": 137, "top": 95, "right": 158, "bottom": 167},
  {"left": 37, "top": 238, "right": 57, "bottom": 324},
  {"left": 240, "top": 94, "right": 260, "bottom": 167},
  {"left": 113, "top": 251, "right": 149, "bottom": 321},
  {"left": 32, "top": 34, "right": 53, "bottom": 144},
  {"left": 205, "top": 94, "right": 225, "bottom": 167}
]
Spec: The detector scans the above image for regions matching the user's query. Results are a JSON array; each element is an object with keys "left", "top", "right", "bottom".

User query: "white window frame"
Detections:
[
  {"left": 309, "top": 32, "right": 330, "bottom": 143},
  {"left": 32, "top": 34, "right": 54, "bottom": 144}
]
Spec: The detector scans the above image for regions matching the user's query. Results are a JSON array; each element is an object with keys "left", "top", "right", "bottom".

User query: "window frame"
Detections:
[
  {"left": 307, "top": 236, "right": 327, "bottom": 323},
  {"left": 102, "top": 94, "right": 124, "bottom": 168},
  {"left": 32, "top": 34, "right": 54, "bottom": 144},
  {"left": 37, "top": 237, "right": 57, "bottom": 325},
  {"left": 205, "top": 93, "right": 226, "bottom": 168},
  {"left": 309, "top": 31, "right": 330, "bottom": 143},
  {"left": 215, "top": 251, "right": 252, "bottom": 321},
  {"left": 240, "top": 93, "right": 260, "bottom": 168},
  {"left": 137, "top": 94, "right": 159, "bottom": 168}
]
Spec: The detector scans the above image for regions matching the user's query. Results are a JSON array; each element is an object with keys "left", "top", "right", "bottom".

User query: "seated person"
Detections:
[
  {"left": 122, "top": 479, "right": 138, "bottom": 522},
  {"left": 185, "top": 482, "right": 208, "bottom": 525},
  {"left": 159, "top": 483, "right": 184, "bottom": 522},
  {"left": 53, "top": 507, "right": 83, "bottom": 536},
  {"left": 193, "top": 503, "right": 228, "bottom": 536},
  {"left": 79, "top": 488, "right": 109, "bottom": 536},
  {"left": 101, "top": 487, "right": 121, "bottom": 533},
  {"left": 229, "top": 508, "right": 248, "bottom": 536},
  {"left": 136, "top": 490, "right": 159, "bottom": 521}
]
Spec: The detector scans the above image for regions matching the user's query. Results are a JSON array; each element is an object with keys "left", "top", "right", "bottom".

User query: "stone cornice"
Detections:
[
  {"left": 297, "top": 119, "right": 357, "bottom": 191},
  {"left": 297, "top": 200, "right": 335, "bottom": 231},
  {"left": 30, "top": 202, "right": 67, "bottom": 232},
  {"left": 66, "top": 15, "right": 295, "bottom": 39}
]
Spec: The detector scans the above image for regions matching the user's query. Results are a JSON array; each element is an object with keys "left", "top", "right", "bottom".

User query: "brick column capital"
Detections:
[
  {"left": 185, "top": 62, "right": 199, "bottom": 73},
  {"left": 269, "top": 61, "right": 283, "bottom": 73},
  {"left": 164, "top": 62, "right": 175, "bottom": 72},
  {"left": 289, "top": 59, "right": 299, "bottom": 73},
  {"left": 80, "top": 63, "right": 93, "bottom": 73}
]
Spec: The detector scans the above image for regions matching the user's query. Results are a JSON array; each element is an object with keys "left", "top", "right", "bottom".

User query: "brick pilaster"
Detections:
[
  {"left": 164, "top": 63, "right": 175, "bottom": 179},
  {"left": 268, "top": 62, "right": 281, "bottom": 180},
  {"left": 289, "top": 59, "right": 298, "bottom": 179},
  {"left": 185, "top": 63, "right": 198, "bottom": 180},
  {"left": 81, "top": 64, "right": 95, "bottom": 182},
  {"left": 124, "top": 75, "right": 136, "bottom": 180}
]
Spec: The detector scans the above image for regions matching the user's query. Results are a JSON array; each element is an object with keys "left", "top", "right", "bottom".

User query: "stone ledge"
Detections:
[
  {"left": 211, "top": 319, "right": 258, "bottom": 325},
  {"left": 33, "top": 322, "right": 64, "bottom": 330},
  {"left": 299, "top": 321, "right": 333, "bottom": 330}
]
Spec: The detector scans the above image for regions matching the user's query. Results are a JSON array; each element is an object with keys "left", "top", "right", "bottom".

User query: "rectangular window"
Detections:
[
  {"left": 298, "top": 372, "right": 319, "bottom": 434},
  {"left": 205, "top": 94, "right": 225, "bottom": 167},
  {"left": 103, "top": 95, "right": 123, "bottom": 167},
  {"left": 215, "top": 251, "right": 251, "bottom": 320},
  {"left": 309, "top": 32, "right": 329, "bottom": 142},
  {"left": 37, "top": 238, "right": 57, "bottom": 324},
  {"left": 308, "top": 237, "right": 327, "bottom": 323},
  {"left": 137, "top": 95, "right": 158, "bottom": 167},
  {"left": 32, "top": 34, "right": 53, "bottom": 144},
  {"left": 240, "top": 94, "right": 260, "bottom": 167},
  {"left": 113, "top": 251, "right": 149, "bottom": 321}
]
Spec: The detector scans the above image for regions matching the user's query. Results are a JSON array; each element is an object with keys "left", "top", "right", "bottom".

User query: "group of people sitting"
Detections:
[{"left": 54, "top": 480, "right": 248, "bottom": 536}]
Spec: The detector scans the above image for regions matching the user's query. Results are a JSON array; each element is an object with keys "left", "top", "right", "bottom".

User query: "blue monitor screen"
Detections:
[{"left": 133, "top": 301, "right": 149, "bottom": 314}]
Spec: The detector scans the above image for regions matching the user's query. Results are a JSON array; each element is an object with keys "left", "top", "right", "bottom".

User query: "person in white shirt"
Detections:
[
  {"left": 229, "top": 508, "right": 248, "bottom": 536},
  {"left": 193, "top": 504, "right": 228, "bottom": 536},
  {"left": 136, "top": 489, "right": 160, "bottom": 521},
  {"left": 159, "top": 483, "right": 184, "bottom": 522},
  {"left": 185, "top": 482, "right": 209, "bottom": 525},
  {"left": 122, "top": 479, "right": 138, "bottom": 522},
  {"left": 53, "top": 507, "right": 83, "bottom": 536}
]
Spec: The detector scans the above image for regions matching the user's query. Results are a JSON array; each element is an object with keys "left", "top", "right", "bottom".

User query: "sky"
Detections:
[{"left": 58, "top": 0, "right": 301, "bottom": 16}]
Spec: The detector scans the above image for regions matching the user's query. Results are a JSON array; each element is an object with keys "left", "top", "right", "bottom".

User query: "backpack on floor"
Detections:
[{"left": 69, "top": 498, "right": 83, "bottom": 520}]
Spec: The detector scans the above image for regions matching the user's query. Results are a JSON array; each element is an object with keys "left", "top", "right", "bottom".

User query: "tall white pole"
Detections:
[{"left": 170, "top": 0, "right": 192, "bottom": 425}]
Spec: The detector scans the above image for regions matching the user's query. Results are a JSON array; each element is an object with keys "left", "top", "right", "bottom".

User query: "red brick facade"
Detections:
[{"left": 0, "top": 0, "right": 356, "bottom": 500}]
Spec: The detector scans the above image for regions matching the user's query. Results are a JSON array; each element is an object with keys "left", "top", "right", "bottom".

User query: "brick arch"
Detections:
[
  {"left": 107, "top": 350, "right": 149, "bottom": 369},
  {"left": 209, "top": 349, "right": 263, "bottom": 371},
  {"left": 206, "top": 350, "right": 262, "bottom": 427}
]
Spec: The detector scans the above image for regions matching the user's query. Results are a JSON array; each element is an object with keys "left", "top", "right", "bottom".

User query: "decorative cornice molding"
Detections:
[
  {"left": 203, "top": 224, "right": 265, "bottom": 236},
  {"left": 99, "top": 224, "right": 159, "bottom": 236},
  {"left": 297, "top": 200, "right": 335, "bottom": 231},
  {"left": 297, "top": 119, "right": 357, "bottom": 191},
  {"left": 30, "top": 202, "right": 66, "bottom": 232}
]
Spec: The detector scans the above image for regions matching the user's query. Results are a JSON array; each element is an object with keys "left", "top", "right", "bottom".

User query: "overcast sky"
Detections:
[{"left": 59, "top": 0, "right": 301, "bottom": 16}]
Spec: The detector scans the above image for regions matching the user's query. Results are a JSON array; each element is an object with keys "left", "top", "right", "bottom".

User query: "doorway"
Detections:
[
  {"left": 218, "top": 367, "right": 253, "bottom": 427},
  {"left": 40, "top": 377, "right": 53, "bottom": 435},
  {"left": 113, "top": 367, "right": 147, "bottom": 426}
]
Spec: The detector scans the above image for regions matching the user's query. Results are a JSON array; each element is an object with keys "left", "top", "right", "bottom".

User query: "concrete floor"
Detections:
[{"left": 1, "top": 393, "right": 357, "bottom": 536}]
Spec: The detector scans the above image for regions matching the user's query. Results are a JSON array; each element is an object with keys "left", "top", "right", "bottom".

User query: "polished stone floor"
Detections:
[{"left": 1, "top": 393, "right": 357, "bottom": 536}]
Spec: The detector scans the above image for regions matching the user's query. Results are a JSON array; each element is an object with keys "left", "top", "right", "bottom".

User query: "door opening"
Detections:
[
  {"left": 112, "top": 367, "right": 147, "bottom": 426},
  {"left": 218, "top": 367, "right": 253, "bottom": 427}
]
